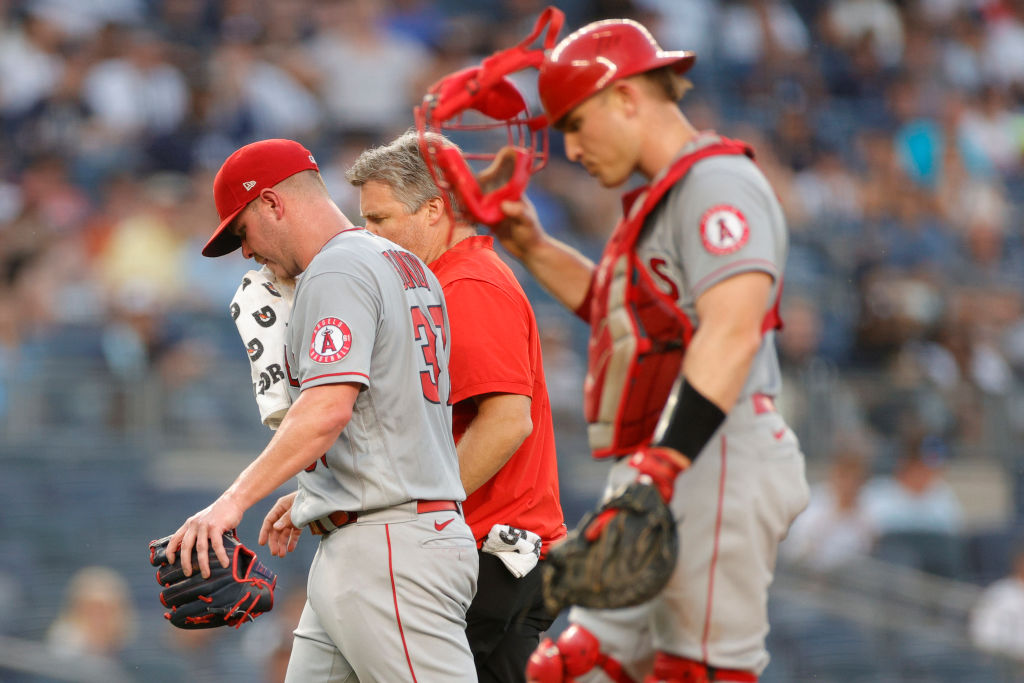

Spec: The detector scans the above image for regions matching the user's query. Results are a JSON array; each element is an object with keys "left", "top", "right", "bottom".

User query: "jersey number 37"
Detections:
[{"left": 410, "top": 304, "right": 447, "bottom": 404}]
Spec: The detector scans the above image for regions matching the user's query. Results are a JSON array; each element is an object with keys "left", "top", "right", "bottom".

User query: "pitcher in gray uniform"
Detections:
[
  {"left": 483, "top": 18, "right": 810, "bottom": 683},
  {"left": 165, "top": 138, "right": 478, "bottom": 682}
]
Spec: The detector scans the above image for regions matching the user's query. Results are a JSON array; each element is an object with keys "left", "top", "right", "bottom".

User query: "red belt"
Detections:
[
  {"left": 308, "top": 500, "right": 459, "bottom": 536},
  {"left": 751, "top": 393, "right": 775, "bottom": 415}
]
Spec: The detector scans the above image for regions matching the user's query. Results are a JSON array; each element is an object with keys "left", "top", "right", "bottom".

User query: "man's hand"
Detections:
[
  {"left": 477, "top": 146, "right": 547, "bottom": 260},
  {"left": 628, "top": 446, "right": 689, "bottom": 502},
  {"left": 259, "top": 491, "right": 303, "bottom": 558},
  {"left": 165, "top": 495, "right": 245, "bottom": 578}
]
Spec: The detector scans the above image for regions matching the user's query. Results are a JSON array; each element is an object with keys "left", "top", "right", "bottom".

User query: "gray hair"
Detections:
[{"left": 345, "top": 130, "right": 461, "bottom": 215}]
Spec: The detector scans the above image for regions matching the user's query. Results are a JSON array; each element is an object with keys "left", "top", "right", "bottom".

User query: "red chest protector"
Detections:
[{"left": 582, "top": 137, "right": 778, "bottom": 459}]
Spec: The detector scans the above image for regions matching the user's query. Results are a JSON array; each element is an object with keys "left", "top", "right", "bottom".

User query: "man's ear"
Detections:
[
  {"left": 259, "top": 188, "right": 285, "bottom": 219},
  {"left": 611, "top": 80, "right": 641, "bottom": 117},
  {"left": 423, "top": 195, "right": 447, "bottom": 225}
]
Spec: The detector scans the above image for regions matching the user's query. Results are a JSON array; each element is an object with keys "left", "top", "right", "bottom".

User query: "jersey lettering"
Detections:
[
  {"left": 304, "top": 453, "right": 329, "bottom": 472},
  {"left": 398, "top": 251, "right": 429, "bottom": 288},
  {"left": 648, "top": 258, "right": 680, "bottom": 300},
  {"left": 382, "top": 249, "right": 430, "bottom": 290},
  {"left": 411, "top": 304, "right": 446, "bottom": 403},
  {"left": 284, "top": 353, "right": 299, "bottom": 387}
]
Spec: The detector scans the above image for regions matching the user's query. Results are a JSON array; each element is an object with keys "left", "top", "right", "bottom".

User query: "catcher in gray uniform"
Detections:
[
  {"left": 480, "top": 17, "right": 811, "bottom": 683},
  {"left": 165, "top": 138, "right": 478, "bottom": 682}
]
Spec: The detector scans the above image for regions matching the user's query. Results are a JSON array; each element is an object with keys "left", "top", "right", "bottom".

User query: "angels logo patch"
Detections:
[
  {"left": 700, "top": 205, "right": 749, "bottom": 255},
  {"left": 309, "top": 317, "right": 352, "bottom": 364}
]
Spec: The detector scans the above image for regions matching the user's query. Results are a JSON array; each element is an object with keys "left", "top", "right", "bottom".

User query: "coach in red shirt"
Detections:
[{"left": 347, "top": 131, "right": 566, "bottom": 683}]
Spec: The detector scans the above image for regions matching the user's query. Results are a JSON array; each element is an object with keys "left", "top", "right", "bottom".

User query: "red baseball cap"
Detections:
[{"left": 203, "top": 138, "right": 320, "bottom": 257}]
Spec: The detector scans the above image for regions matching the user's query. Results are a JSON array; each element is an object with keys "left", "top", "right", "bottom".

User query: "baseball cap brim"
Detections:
[{"left": 202, "top": 205, "right": 246, "bottom": 257}]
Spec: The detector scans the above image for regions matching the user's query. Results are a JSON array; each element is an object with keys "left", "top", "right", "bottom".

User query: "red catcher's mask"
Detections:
[{"left": 414, "top": 6, "right": 563, "bottom": 227}]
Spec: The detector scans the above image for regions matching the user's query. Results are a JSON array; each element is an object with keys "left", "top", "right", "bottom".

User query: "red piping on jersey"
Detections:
[
  {"left": 702, "top": 434, "right": 727, "bottom": 663},
  {"left": 386, "top": 524, "right": 419, "bottom": 682},
  {"left": 300, "top": 371, "right": 370, "bottom": 385}
]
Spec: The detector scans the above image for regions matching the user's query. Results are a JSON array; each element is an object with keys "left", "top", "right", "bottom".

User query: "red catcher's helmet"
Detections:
[{"left": 538, "top": 19, "right": 696, "bottom": 125}]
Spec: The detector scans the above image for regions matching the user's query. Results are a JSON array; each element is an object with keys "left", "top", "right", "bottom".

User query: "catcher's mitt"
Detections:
[
  {"left": 148, "top": 531, "right": 277, "bottom": 629},
  {"left": 542, "top": 482, "right": 678, "bottom": 615}
]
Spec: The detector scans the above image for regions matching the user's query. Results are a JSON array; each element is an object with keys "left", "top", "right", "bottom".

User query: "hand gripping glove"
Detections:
[
  {"left": 148, "top": 531, "right": 277, "bottom": 629},
  {"left": 542, "top": 449, "right": 685, "bottom": 615}
]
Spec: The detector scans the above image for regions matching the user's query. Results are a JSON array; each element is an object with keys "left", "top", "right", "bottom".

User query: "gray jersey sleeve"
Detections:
[
  {"left": 290, "top": 270, "right": 379, "bottom": 389},
  {"left": 670, "top": 155, "right": 784, "bottom": 299}
]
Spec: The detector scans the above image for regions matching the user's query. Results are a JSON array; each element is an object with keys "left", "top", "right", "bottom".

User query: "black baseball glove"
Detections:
[
  {"left": 542, "top": 481, "right": 678, "bottom": 615},
  {"left": 148, "top": 531, "right": 277, "bottom": 629}
]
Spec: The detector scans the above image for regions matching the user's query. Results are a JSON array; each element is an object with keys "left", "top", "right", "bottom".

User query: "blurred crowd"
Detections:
[
  {"left": 5, "top": 0, "right": 1024, "bottom": 460},
  {"left": 6, "top": 0, "right": 1024, "bottom": 677}
]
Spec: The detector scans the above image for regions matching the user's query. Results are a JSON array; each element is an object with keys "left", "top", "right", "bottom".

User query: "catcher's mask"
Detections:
[{"left": 414, "top": 6, "right": 563, "bottom": 226}]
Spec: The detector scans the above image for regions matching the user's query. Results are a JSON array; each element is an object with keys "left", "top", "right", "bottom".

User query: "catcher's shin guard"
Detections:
[
  {"left": 527, "top": 624, "right": 636, "bottom": 683},
  {"left": 644, "top": 653, "right": 757, "bottom": 683}
]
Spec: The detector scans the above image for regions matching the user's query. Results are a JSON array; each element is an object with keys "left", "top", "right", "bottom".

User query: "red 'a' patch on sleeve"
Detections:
[
  {"left": 699, "top": 205, "right": 750, "bottom": 255},
  {"left": 309, "top": 317, "right": 353, "bottom": 363}
]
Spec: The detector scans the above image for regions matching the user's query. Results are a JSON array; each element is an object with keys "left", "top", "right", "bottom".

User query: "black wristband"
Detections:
[{"left": 654, "top": 380, "right": 726, "bottom": 459}]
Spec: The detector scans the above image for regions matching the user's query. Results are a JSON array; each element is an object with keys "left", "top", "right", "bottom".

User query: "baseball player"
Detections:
[
  {"left": 485, "top": 19, "right": 811, "bottom": 683},
  {"left": 346, "top": 130, "right": 567, "bottom": 683},
  {"left": 166, "top": 138, "right": 478, "bottom": 682}
]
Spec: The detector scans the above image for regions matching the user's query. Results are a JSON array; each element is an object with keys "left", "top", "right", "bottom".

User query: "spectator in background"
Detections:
[
  {"left": 46, "top": 566, "right": 135, "bottom": 662},
  {"left": 203, "top": 30, "right": 323, "bottom": 143},
  {"left": 782, "top": 435, "right": 876, "bottom": 572},
  {"left": 78, "top": 27, "right": 189, "bottom": 179},
  {"left": 862, "top": 433, "right": 964, "bottom": 536},
  {"left": 970, "top": 544, "right": 1024, "bottom": 662},
  {"left": 824, "top": 0, "right": 905, "bottom": 68},
  {"left": 0, "top": 9, "right": 66, "bottom": 125},
  {"left": 861, "top": 432, "right": 966, "bottom": 577},
  {"left": 305, "top": 0, "right": 429, "bottom": 138}
]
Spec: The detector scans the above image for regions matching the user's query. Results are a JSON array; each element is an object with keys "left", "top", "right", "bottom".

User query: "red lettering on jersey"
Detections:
[
  {"left": 309, "top": 317, "right": 352, "bottom": 363},
  {"left": 398, "top": 251, "right": 429, "bottom": 288},
  {"left": 383, "top": 250, "right": 416, "bottom": 289},
  {"left": 285, "top": 353, "right": 299, "bottom": 387},
  {"left": 381, "top": 249, "right": 430, "bottom": 290},
  {"left": 648, "top": 258, "right": 680, "bottom": 300}
]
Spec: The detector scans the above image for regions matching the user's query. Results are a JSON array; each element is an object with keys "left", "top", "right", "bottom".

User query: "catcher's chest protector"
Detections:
[{"left": 584, "top": 139, "right": 754, "bottom": 459}]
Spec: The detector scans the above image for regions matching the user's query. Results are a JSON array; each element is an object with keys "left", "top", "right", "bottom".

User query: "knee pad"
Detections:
[
  {"left": 645, "top": 652, "right": 757, "bottom": 683},
  {"left": 526, "top": 624, "right": 635, "bottom": 683}
]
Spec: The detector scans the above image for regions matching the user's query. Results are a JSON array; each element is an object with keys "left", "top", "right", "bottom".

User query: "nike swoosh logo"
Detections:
[
  {"left": 773, "top": 429, "right": 786, "bottom": 441},
  {"left": 434, "top": 518, "right": 455, "bottom": 531}
]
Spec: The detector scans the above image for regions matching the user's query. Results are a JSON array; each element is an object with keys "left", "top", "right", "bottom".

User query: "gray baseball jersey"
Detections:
[
  {"left": 570, "top": 134, "right": 809, "bottom": 678},
  {"left": 281, "top": 228, "right": 477, "bottom": 682},
  {"left": 638, "top": 133, "right": 785, "bottom": 399},
  {"left": 285, "top": 228, "right": 465, "bottom": 526}
]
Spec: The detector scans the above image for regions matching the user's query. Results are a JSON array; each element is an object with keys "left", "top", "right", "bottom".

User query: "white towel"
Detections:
[
  {"left": 481, "top": 524, "right": 542, "bottom": 578},
  {"left": 230, "top": 266, "right": 296, "bottom": 429}
]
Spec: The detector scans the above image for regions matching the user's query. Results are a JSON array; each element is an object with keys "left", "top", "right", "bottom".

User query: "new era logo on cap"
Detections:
[{"left": 203, "top": 139, "right": 320, "bottom": 258}]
